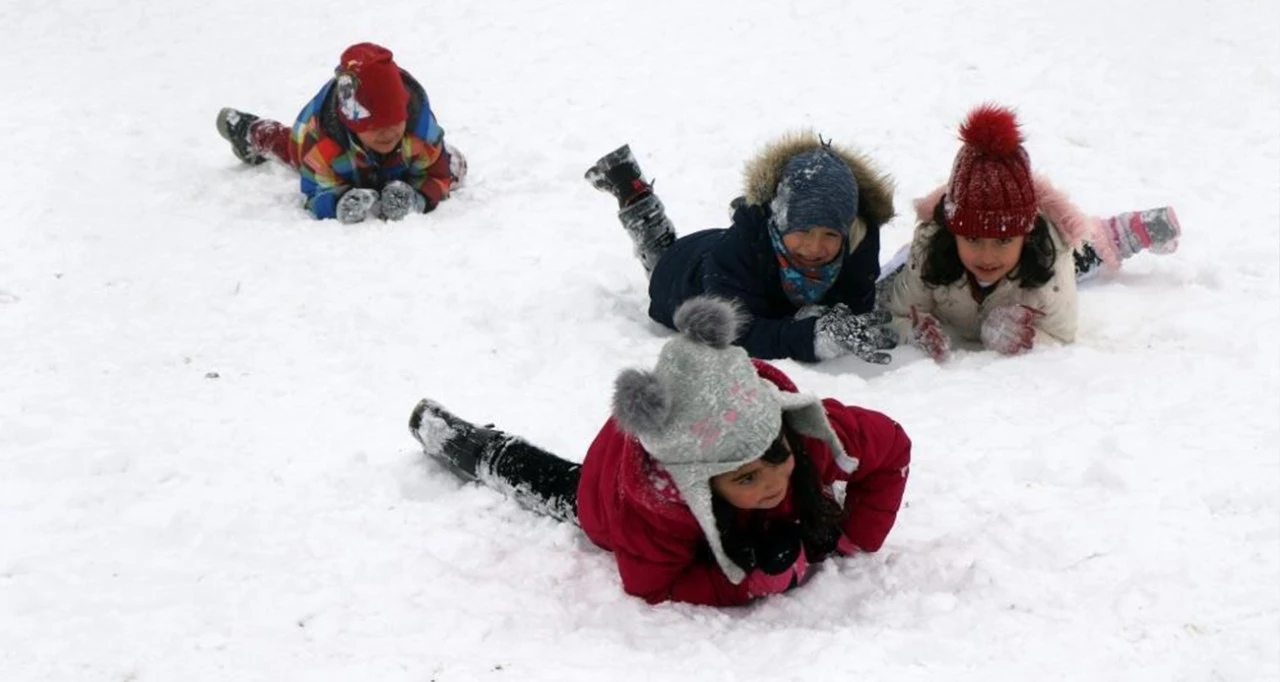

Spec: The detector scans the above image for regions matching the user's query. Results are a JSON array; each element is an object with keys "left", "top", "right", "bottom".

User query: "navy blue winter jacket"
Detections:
[
  {"left": 645, "top": 135, "right": 896, "bottom": 362},
  {"left": 649, "top": 201, "right": 882, "bottom": 362}
]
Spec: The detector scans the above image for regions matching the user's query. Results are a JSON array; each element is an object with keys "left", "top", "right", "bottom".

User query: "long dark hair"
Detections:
[
  {"left": 920, "top": 198, "right": 1057, "bottom": 289},
  {"left": 712, "top": 426, "right": 844, "bottom": 566}
]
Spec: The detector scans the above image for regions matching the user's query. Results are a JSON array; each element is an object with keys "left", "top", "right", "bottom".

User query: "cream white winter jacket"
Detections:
[{"left": 881, "top": 176, "right": 1104, "bottom": 349}]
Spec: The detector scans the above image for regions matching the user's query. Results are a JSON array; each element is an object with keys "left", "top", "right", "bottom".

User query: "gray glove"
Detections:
[
  {"left": 813, "top": 305, "right": 898, "bottom": 364},
  {"left": 336, "top": 188, "right": 381, "bottom": 224},
  {"left": 380, "top": 180, "right": 427, "bottom": 221}
]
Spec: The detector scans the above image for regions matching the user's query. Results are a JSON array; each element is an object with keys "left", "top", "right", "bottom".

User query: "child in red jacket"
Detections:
[{"left": 409, "top": 296, "right": 911, "bottom": 606}]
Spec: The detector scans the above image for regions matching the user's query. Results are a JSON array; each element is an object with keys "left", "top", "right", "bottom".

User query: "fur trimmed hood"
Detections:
[{"left": 742, "top": 131, "right": 896, "bottom": 232}]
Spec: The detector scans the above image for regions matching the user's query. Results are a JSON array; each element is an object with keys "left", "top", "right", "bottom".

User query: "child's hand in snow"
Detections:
[
  {"left": 380, "top": 180, "right": 426, "bottom": 221},
  {"left": 336, "top": 188, "right": 381, "bottom": 224},
  {"left": 909, "top": 306, "right": 951, "bottom": 362},
  {"left": 813, "top": 306, "right": 898, "bottom": 364},
  {"left": 980, "top": 304, "right": 1044, "bottom": 355}
]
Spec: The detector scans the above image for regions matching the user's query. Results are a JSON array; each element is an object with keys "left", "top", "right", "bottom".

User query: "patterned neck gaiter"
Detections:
[{"left": 769, "top": 228, "right": 843, "bottom": 307}]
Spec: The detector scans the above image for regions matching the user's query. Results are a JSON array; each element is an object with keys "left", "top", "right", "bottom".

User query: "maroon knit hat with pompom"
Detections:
[
  {"left": 334, "top": 43, "right": 409, "bottom": 133},
  {"left": 945, "top": 104, "right": 1037, "bottom": 238}
]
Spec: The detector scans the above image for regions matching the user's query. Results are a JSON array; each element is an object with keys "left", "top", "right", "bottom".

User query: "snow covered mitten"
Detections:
[
  {"left": 617, "top": 193, "right": 676, "bottom": 276},
  {"left": 1100, "top": 206, "right": 1181, "bottom": 260},
  {"left": 980, "top": 304, "right": 1043, "bottom": 355},
  {"left": 909, "top": 306, "right": 951, "bottom": 362},
  {"left": 336, "top": 188, "right": 381, "bottom": 225},
  {"left": 380, "top": 180, "right": 426, "bottom": 221},
  {"left": 585, "top": 144, "right": 652, "bottom": 208},
  {"left": 408, "top": 399, "right": 500, "bottom": 482},
  {"left": 813, "top": 305, "right": 898, "bottom": 364}
]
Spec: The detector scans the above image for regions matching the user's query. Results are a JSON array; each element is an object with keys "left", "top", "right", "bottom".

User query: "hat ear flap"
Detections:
[{"left": 612, "top": 368, "right": 671, "bottom": 437}]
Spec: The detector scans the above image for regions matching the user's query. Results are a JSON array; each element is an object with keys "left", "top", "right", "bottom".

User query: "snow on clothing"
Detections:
[
  {"left": 575, "top": 359, "right": 911, "bottom": 607},
  {"left": 880, "top": 176, "right": 1101, "bottom": 347},
  {"left": 289, "top": 70, "right": 453, "bottom": 219},
  {"left": 646, "top": 138, "right": 895, "bottom": 363}
]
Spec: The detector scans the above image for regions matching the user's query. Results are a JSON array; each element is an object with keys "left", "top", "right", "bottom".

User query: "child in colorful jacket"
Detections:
[
  {"left": 216, "top": 42, "right": 466, "bottom": 223},
  {"left": 879, "top": 104, "right": 1180, "bottom": 360},
  {"left": 409, "top": 296, "right": 911, "bottom": 607},
  {"left": 584, "top": 133, "right": 899, "bottom": 365}
]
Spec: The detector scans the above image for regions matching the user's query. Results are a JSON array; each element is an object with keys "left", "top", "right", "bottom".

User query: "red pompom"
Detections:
[{"left": 958, "top": 104, "right": 1024, "bottom": 157}]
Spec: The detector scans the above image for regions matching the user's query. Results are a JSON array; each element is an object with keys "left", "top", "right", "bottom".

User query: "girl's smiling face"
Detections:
[{"left": 955, "top": 235, "right": 1025, "bottom": 285}]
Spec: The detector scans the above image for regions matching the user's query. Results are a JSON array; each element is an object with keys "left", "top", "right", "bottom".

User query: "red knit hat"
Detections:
[
  {"left": 334, "top": 43, "right": 409, "bottom": 133},
  {"left": 945, "top": 104, "right": 1037, "bottom": 238}
]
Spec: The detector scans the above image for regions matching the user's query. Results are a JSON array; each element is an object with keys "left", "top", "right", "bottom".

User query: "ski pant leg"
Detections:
[
  {"left": 480, "top": 434, "right": 582, "bottom": 525},
  {"left": 248, "top": 118, "right": 299, "bottom": 169}
]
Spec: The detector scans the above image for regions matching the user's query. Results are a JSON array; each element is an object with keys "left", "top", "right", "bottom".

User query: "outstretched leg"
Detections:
[
  {"left": 585, "top": 145, "right": 676, "bottom": 277},
  {"left": 216, "top": 108, "right": 296, "bottom": 168},
  {"left": 1075, "top": 206, "right": 1181, "bottom": 281},
  {"left": 409, "top": 399, "right": 581, "bottom": 524}
]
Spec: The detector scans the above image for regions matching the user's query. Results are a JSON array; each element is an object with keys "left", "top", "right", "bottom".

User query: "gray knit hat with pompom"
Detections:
[{"left": 611, "top": 295, "right": 856, "bottom": 584}]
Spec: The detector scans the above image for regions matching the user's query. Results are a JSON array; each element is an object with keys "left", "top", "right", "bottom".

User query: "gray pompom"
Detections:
[
  {"left": 612, "top": 368, "right": 670, "bottom": 437},
  {"left": 672, "top": 296, "right": 744, "bottom": 349}
]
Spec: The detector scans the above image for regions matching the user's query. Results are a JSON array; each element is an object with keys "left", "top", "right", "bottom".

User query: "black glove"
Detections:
[
  {"left": 813, "top": 305, "right": 898, "bottom": 364},
  {"left": 753, "top": 519, "right": 806, "bottom": 575}
]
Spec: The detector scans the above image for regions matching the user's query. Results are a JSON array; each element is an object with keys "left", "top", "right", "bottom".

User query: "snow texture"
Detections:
[{"left": 1, "top": 0, "right": 1277, "bottom": 680}]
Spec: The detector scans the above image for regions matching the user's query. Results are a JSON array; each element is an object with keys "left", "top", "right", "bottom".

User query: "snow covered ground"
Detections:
[{"left": 2, "top": 0, "right": 1278, "bottom": 680}]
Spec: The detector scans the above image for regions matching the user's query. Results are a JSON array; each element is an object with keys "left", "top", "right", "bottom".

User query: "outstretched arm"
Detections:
[{"left": 822, "top": 402, "right": 911, "bottom": 552}]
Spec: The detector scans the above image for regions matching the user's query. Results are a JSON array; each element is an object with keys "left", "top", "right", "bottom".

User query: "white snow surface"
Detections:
[{"left": 2, "top": 1, "right": 1278, "bottom": 680}]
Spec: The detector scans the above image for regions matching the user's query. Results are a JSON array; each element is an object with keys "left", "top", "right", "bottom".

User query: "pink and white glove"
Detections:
[
  {"left": 745, "top": 550, "right": 809, "bottom": 598},
  {"left": 980, "top": 304, "right": 1044, "bottom": 355},
  {"left": 909, "top": 306, "right": 951, "bottom": 362},
  {"left": 836, "top": 535, "right": 860, "bottom": 556}
]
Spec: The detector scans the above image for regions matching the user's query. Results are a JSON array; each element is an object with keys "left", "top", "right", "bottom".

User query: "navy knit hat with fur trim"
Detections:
[
  {"left": 770, "top": 148, "right": 860, "bottom": 239},
  {"left": 610, "top": 296, "right": 857, "bottom": 584}
]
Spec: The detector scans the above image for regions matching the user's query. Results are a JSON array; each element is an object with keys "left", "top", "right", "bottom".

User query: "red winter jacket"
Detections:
[{"left": 575, "top": 360, "right": 911, "bottom": 606}]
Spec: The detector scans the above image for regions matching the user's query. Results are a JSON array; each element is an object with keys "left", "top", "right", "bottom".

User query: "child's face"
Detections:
[
  {"left": 955, "top": 235, "right": 1025, "bottom": 285},
  {"left": 781, "top": 226, "right": 843, "bottom": 268},
  {"left": 354, "top": 120, "right": 408, "bottom": 154},
  {"left": 710, "top": 450, "right": 795, "bottom": 510}
]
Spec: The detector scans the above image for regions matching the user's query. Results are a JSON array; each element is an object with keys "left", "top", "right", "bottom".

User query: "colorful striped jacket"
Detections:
[{"left": 289, "top": 71, "right": 453, "bottom": 219}]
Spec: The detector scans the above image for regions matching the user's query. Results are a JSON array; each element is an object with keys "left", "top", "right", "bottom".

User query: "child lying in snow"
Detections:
[
  {"left": 585, "top": 133, "right": 899, "bottom": 365},
  {"left": 216, "top": 42, "right": 466, "bottom": 223},
  {"left": 409, "top": 296, "right": 911, "bottom": 607},
  {"left": 878, "top": 104, "right": 1180, "bottom": 360}
]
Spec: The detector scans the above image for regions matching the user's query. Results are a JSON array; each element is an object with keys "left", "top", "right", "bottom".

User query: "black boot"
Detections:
[
  {"left": 585, "top": 144, "right": 652, "bottom": 208},
  {"left": 215, "top": 107, "right": 267, "bottom": 165},
  {"left": 618, "top": 194, "right": 676, "bottom": 276},
  {"left": 408, "top": 398, "right": 500, "bottom": 482},
  {"left": 407, "top": 398, "right": 583, "bottom": 523}
]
